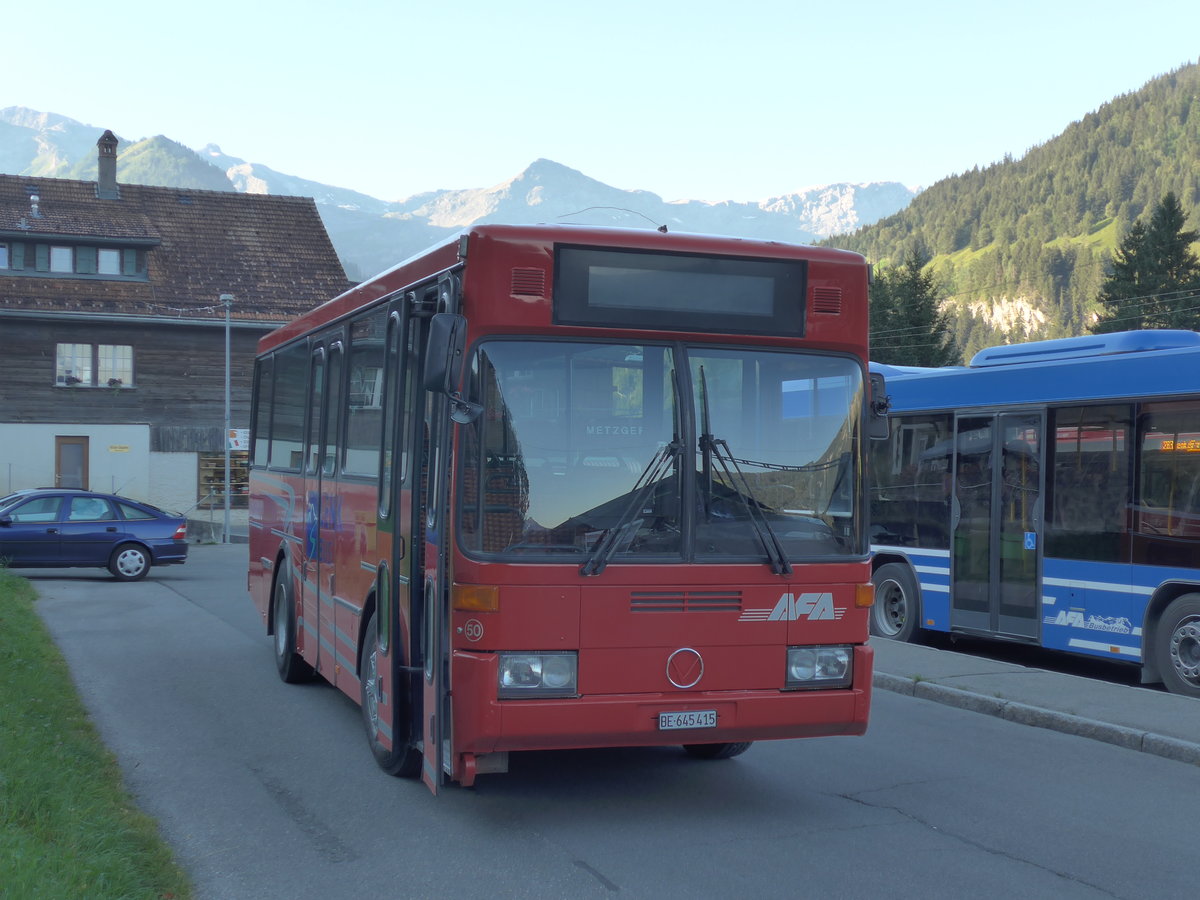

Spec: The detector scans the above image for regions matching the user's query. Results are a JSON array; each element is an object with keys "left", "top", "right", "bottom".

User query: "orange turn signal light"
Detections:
[
  {"left": 453, "top": 583, "right": 499, "bottom": 613},
  {"left": 855, "top": 582, "right": 875, "bottom": 608}
]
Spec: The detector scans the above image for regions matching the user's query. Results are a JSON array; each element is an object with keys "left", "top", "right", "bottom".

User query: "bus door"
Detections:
[
  {"left": 362, "top": 298, "right": 426, "bottom": 779},
  {"left": 951, "top": 412, "right": 1043, "bottom": 639},
  {"left": 299, "top": 343, "right": 343, "bottom": 676},
  {"left": 419, "top": 274, "right": 461, "bottom": 792}
]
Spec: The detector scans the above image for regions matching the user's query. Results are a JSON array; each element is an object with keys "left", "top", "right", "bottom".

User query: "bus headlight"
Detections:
[
  {"left": 498, "top": 652, "right": 578, "bottom": 698},
  {"left": 786, "top": 646, "right": 853, "bottom": 689}
]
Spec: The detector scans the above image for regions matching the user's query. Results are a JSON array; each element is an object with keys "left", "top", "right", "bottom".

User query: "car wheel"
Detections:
[
  {"left": 109, "top": 543, "right": 150, "bottom": 581},
  {"left": 871, "top": 562, "right": 921, "bottom": 642},
  {"left": 682, "top": 742, "right": 752, "bottom": 760},
  {"left": 273, "top": 568, "right": 314, "bottom": 683},
  {"left": 1155, "top": 595, "right": 1200, "bottom": 698},
  {"left": 361, "top": 613, "right": 423, "bottom": 777}
]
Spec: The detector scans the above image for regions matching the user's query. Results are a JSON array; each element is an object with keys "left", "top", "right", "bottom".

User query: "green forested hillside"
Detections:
[
  {"left": 64, "top": 135, "right": 235, "bottom": 192},
  {"left": 828, "top": 62, "right": 1200, "bottom": 358}
]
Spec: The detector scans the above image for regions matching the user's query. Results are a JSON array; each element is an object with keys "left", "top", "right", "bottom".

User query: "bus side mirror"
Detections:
[
  {"left": 868, "top": 372, "right": 890, "bottom": 440},
  {"left": 424, "top": 313, "right": 482, "bottom": 424},
  {"left": 424, "top": 313, "right": 467, "bottom": 394}
]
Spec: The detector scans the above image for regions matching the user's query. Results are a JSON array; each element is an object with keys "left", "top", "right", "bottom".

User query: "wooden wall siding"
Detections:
[
  {"left": 0, "top": 319, "right": 270, "bottom": 446},
  {"left": 152, "top": 426, "right": 226, "bottom": 453}
]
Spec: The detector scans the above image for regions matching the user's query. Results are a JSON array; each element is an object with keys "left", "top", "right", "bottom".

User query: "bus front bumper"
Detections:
[{"left": 450, "top": 644, "right": 873, "bottom": 754}]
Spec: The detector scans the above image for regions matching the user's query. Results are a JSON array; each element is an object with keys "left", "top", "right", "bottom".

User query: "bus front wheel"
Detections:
[
  {"left": 1156, "top": 595, "right": 1200, "bottom": 698},
  {"left": 683, "top": 742, "right": 752, "bottom": 760},
  {"left": 360, "top": 614, "right": 423, "bottom": 778},
  {"left": 273, "top": 569, "right": 313, "bottom": 684},
  {"left": 871, "top": 562, "right": 921, "bottom": 642}
]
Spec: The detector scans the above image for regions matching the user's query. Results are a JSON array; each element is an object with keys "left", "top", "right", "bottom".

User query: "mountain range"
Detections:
[{"left": 0, "top": 107, "right": 916, "bottom": 282}]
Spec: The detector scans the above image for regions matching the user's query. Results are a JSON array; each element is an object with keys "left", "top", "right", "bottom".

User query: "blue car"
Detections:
[{"left": 0, "top": 489, "right": 188, "bottom": 581}]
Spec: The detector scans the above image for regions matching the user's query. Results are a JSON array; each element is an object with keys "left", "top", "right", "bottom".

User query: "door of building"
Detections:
[{"left": 55, "top": 436, "right": 89, "bottom": 489}]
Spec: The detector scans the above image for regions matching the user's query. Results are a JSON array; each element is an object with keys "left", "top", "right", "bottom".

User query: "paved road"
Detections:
[{"left": 28, "top": 544, "right": 1200, "bottom": 899}]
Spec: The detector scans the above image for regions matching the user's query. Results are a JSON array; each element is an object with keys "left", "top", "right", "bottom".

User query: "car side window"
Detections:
[
  {"left": 116, "top": 501, "right": 155, "bottom": 521},
  {"left": 8, "top": 497, "right": 64, "bottom": 523},
  {"left": 68, "top": 497, "right": 115, "bottom": 522}
]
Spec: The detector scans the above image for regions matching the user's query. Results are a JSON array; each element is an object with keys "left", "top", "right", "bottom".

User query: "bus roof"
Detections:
[
  {"left": 258, "top": 223, "right": 868, "bottom": 355},
  {"left": 968, "top": 329, "right": 1200, "bottom": 367},
  {"left": 874, "top": 330, "right": 1200, "bottom": 412}
]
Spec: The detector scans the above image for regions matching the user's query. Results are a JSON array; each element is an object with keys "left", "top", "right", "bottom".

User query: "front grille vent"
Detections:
[
  {"left": 511, "top": 267, "right": 547, "bottom": 298},
  {"left": 630, "top": 590, "right": 743, "bottom": 613},
  {"left": 812, "top": 286, "right": 842, "bottom": 314}
]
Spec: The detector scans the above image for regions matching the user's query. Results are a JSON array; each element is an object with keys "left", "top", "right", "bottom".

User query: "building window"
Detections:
[
  {"left": 1, "top": 242, "right": 146, "bottom": 280},
  {"left": 50, "top": 246, "right": 74, "bottom": 273},
  {"left": 56, "top": 343, "right": 134, "bottom": 387},
  {"left": 56, "top": 343, "right": 93, "bottom": 385}
]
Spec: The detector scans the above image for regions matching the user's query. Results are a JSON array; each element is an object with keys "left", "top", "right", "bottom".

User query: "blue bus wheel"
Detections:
[
  {"left": 871, "top": 562, "right": 921, "bottom": 643},
  {"left": 1157, "top": 595, "right": 1200, "bottom": 698}
]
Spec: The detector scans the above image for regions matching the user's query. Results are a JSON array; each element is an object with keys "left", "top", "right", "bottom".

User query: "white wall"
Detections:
[
  {"left": 0, "top": 424, "right": 196, "bottom": 511},
  {"left": 148, "top": 452, "right": 200, "bottom": 514}
]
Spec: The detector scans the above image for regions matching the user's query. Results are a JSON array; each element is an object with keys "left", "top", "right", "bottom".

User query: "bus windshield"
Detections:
[{"left": 459, "top": 340, "right": 863, "bottom": 563}]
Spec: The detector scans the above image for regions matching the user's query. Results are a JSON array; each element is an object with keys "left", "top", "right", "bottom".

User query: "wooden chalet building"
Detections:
[{"left": 0, "top": 130, "right": 352, "bottom": 523}]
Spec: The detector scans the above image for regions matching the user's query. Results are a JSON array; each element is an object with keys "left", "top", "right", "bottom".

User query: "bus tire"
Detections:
[
  {"left": 683, "top": 742, "right": 752, "bottom": 760},
  {"left": 871, "top": 562, "right": 921, "bottom": 642},
  {"left": 360, "top": 614, "right": 423, "bottom": 778},
  {"left": 1155, "top": 594, "right": 1200, "bottom": 698},
  {"left": 273, "top": 568, "right": 313, "bottom": 684}
]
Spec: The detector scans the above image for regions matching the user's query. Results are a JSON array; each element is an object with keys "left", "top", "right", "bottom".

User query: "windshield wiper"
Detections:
[
  {"left": 580, "top": 439, "right": 681, "bottom": 577},
  {"left": 698, "top": 367, "right": 793, "bottom": 576}
]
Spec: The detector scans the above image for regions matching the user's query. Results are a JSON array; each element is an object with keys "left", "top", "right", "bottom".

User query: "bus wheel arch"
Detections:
[
  {"left": 871, "top": 558, "right": 922, "bottom": 643},
  {"left": 356, "top": 589, "right": 378, "bottom": 679},
  {"left": 1151, "top": 592, "right": 1200, "bottom": 698}
]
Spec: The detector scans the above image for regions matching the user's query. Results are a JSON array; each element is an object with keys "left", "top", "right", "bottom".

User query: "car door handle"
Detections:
[
  {"left": 46, "top": 528, "right": 59, "bottom": 534},
  {"left": 106, "top": 527, "right": 118, "bottom": 532}
]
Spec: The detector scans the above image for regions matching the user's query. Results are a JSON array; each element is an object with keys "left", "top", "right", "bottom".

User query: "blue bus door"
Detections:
[{"left": 951, "top": 412, "right": 1043, "bottom": 639}]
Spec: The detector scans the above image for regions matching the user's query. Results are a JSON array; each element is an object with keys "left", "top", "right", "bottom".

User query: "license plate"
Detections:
[{"left": 658, "top": 709, "right": 717, "bottom": 730}]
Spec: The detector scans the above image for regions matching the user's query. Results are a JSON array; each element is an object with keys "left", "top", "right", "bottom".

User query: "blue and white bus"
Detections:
[{"left": 868, "top": 330, "right": 1200, "bottom": 696}]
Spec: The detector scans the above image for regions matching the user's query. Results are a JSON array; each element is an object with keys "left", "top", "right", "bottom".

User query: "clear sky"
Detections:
[{"left": 9, "top": 0, "right": 1198, "bottom": 203}]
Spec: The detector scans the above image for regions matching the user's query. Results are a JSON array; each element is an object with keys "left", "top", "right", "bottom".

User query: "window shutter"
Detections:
[
  {"left": 11, "top": 242, "right": 24, "bottom": 270},
  {"left": 122, "top": 248, "right": 137, "bottom": 276},
  {"left": 77, "top": 246, "right": 97, "bottom": 274},
  {"left": 35, "top": 243, "right": 49, "bottom": 272}
]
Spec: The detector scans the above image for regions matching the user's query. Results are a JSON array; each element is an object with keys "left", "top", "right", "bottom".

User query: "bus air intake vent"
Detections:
[
  {"left": 812, "top": 286, "right": 842, "bottom": 314},
  {"left": 511, "top": 267, "right": 547, "bottom": 298},
  {"left": 630, "top": 590, "right": 743, "bottom": 613}
]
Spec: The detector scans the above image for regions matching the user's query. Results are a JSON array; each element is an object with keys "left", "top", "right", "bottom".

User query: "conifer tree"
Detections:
[
  {"left": 869, "top": 248, "right": 960, "bottom": 366},
  {"left": 1092, "top": 192, "right": 1200, "bottom": 332}
]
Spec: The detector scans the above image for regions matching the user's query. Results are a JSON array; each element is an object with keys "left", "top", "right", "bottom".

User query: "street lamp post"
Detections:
[{"left": 220, "top": 293, "right": 234, "bottom": 544}]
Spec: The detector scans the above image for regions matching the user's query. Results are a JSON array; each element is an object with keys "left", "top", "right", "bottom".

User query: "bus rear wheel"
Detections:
[
  {"left": 683, "top": 742, "right": 752, "bottom": 760},
  {"left": 361, "top": 614, "right": 423, "bottom": 778},
  {"left": 871, "top": 562, "right": 921, "bottom": 642},
  {"left": 1156, "top": 595, "right": 1200, "bottom": 698}
]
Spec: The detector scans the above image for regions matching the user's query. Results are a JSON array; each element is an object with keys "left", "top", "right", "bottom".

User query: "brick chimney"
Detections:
[{"left": 96, "top": 130, "right": 120, "bottom": 199}]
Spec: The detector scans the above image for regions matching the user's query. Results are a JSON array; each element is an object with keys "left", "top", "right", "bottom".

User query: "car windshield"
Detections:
[{"left": 458, "top": 340, "right": 864, "bottom": 565}]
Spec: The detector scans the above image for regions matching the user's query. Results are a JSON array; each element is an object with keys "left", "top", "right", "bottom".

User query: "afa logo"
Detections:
[
  {"left": 739, "top": 592, "right": 845, "bottom": 622},
  {"left": 1043, "top": 609, "right": 1133, "bottom": 634}
]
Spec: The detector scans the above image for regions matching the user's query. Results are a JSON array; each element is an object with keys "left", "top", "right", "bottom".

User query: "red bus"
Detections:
[{"left": 248, "top": 224, "right": 881, "bottom": 791}]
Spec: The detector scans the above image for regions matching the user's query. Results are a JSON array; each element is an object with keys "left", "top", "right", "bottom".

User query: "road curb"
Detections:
[{"left": 874, "top": 672, "right": 1200, "bottom": 767}]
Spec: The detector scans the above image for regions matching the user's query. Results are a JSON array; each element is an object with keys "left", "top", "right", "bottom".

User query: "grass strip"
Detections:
[{"left": 0, "top": 567, "right": 192, "bottom": 900}]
